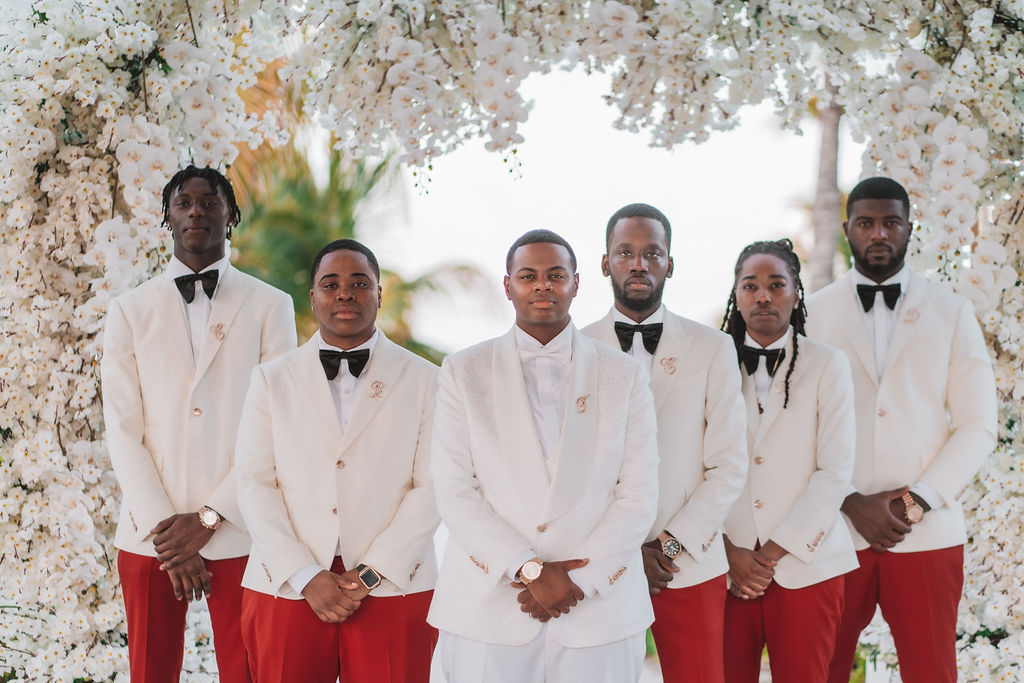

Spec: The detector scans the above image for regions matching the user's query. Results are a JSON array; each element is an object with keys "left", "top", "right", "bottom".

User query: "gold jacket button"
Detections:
[
  {"left": 753, "top": 499, "right": 763, "bottom": 509},
  {"left": 537, "top": 523, "right": 548, "bottom": 533},
  {"left": 192, "top": 408, "right": 202, "bottom": 416},
  {"left": 336, "top": 459, "right": 345, "bottom": 469},
  {"left": 753, "top": 456, "right": 764, "bottom": 465},
  {"left": 877, "top": 408, "right": 887, "bottom": 417},
  {"left": 331, "top": 507, "right": 337, "bottom": 515}
]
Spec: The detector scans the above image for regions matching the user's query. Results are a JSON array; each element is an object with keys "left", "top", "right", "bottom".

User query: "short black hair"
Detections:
[
  {"left": 505, "top": 229, "right": 577, "bottom": 274},
  {"left": 846, "top": 177, "right": 910, "bottom": 220},
  {"left": 605, "top": 203, "right": 672, "bottom": 250},
  {"left": 310, "top": 239, "right": 381, "bottom": 283},
  {"left": 161, "top": 165, "right": 242, "bottom": 237}
]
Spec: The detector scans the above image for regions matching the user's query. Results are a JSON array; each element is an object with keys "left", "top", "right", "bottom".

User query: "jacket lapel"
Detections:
[
  {"left": 650, "top": 312, "right": 695, "bottom": 413},
  {"left": 835, "top": 272, "right": 879, "bottom": 386},
  {"left": 290, "top": 337, "right": 344, "bottom": 446},
  {"left": 492, "top": 328, "right": 551, "bottom": 513},
  {"left": 334, "top": 334, "right": 408, "bottom": 455},
  {"left": 753, "top": 334, "right": 799, "bottom": 446},
  {"left": 881, "top": 272, "right": 928, "bottom": 379},
  {"left": 193, "top": 266, "right": 251, "bottom": 385},
  {"left": 153, "top": 274, "right": 196, "bottom": 375},
  {"left": 543, "top": 328, "right": 598, "bottom": 522}
]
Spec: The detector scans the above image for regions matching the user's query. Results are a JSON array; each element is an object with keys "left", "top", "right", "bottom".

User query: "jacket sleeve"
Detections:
[
  {"left": 430, "top": 358, "right": 535, "bottom": 587},
  {"left": 916, "top": 300, "right": 998, "bottom": 506},
  {"left": 360, "top": 369, "right": 442, "bottom": 590},
  {"left": 665, "top": 335, "right": 748, "bottom": 562},
  {"left": 569, "top": 364, "right": 660, "bottom": 597},
  {"left": 769, "top": 349, "right": 856, "bottom": 563},
  {"left": 101, "top": 298, "right": 176, "bottom": 541}
]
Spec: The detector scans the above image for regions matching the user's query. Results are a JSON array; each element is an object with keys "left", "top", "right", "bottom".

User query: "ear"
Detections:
[
  {"left": 377, "top": 284, "right": 383, "bottom": 309},
  {"left": 571, "top": 272, "right": 580, "bottom": 297},
  {"left": 309, "top": 288, "right": 315, "bottom": 308},
  {"left": 503, "top": 275, "right": 512, "bottom": 301},
  {"left": 600, "top": 254, "right": 610, "bottom": 277},
  {"left": 666, "top": 255, "right": 674, "bottom": 279},
  {"left": 841, "top": 220, "right": 850, "bottom": 238}
]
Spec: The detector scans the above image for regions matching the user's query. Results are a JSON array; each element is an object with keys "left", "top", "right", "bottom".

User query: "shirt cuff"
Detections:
[
  {"left": 288, "top": 562, "right": 326, "bottom": 596},
  {"left": 910, "top": 483, "right": 944, "bottom": 511},
  {"left": 506, "top": 549, "right": 538, "bottom": 582}
]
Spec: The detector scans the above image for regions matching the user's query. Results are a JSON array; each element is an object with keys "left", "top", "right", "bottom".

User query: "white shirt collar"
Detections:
[
  {"left": 744, "top": 327, "right": 791, "bottom": 351},
  {"left": 315, "top": 328, "right": 379, "bottom": 356},
  {"left": 850, "top": 263, "right": 910, "bottom": 290},
  {"left": 610, "top": 303, "right": 665, "bottom": 326},
  {"left": 166, "top": 253, "right": 230, "bottom": 279},
  {"left": 514, "top": 321, "right": 574, "bottom": 362}
]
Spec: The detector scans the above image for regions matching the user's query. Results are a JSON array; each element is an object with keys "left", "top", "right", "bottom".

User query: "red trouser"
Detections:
[
  {"left": 118, "top": 550, "right": 251, "bottom": 683},
  {"left": 827, "top": 546, "right": 964, "bottom": 683},
  {"left": 240, "top": 557, "right": 437, "bottom": 683},
  {"left": 724, "top": 574, "right": 844, "bottom": 683},
  {"left": 650, "top": 574, "right": 727, "bottom": 683}
]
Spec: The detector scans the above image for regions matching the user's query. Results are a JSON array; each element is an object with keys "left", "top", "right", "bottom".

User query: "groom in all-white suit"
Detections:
[
  {"left": 102, "top": 166, "right": 296, "bottom": 683},
  {"left": 429, "top": 229, "right": 659, "bottom": 682},
  {"left": 582, "top": 203, "right": 747, "bottom": 683},
  {"left": 235, "top": 239, "right": 440, "bottom": 682},
  {"left": 806, "top": 177, "right": 997, "bottom": 683}
]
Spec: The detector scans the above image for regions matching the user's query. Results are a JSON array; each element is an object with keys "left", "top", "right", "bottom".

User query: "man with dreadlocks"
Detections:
[
  {"left": 583, "top": 203, "right": 747, "bottom": 683},
  {"left": 720, "top": 238, "right": 857, "bottom": 682},
  {"left": 806, "top": 177, "right": 997, "bottom": 683},
  {"left": 102, "top": 165, "right": 296, "bottom": 682}
]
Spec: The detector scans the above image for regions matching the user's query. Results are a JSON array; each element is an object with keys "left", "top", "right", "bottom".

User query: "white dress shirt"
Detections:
[
  {"left": 610, "top": 304, "right": 665, "bottom": 377},
  {"left": 166, "top": 254, "right": 229, "bottom": 361},
  {"left": 288, "top": 329, "right": 379, "bottom": 595},
  {"left": 506, "top": 322, "right": 575, "bottom": 582},
  {"left": 744, "top": 328, "right": 790, "bottom": 410},
  {"left": 848, "top": 266, "right": 941, "bottom": 510}
]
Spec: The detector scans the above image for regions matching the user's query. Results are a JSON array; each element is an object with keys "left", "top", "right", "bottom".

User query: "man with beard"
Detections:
[
  {"left": 429, "top": 229, "right": 659, "bottom": 682},
  {"left": 805, "top": 177, "right": 997, "bottom": 683},
  {"left": 582, "top": 204, "right": 747, "bottom": 683}
]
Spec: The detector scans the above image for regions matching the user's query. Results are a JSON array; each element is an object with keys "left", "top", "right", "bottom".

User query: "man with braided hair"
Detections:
[
  {"left": 583, "top": 204, "right": 747, "bottom": 683},
  {"left": 806, "top": 177, "right": 997, "bottom": 683},
  {"left": 102, "top": 165, "right": 296, "bottom": 682},
  {"left": 720, "top": 238, "right": 857, "bottom": 682}
]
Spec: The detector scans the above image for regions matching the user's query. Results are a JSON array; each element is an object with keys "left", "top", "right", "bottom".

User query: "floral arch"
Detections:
[{"left": 0, "top": 1, "right": 1021, "bottom": 679}]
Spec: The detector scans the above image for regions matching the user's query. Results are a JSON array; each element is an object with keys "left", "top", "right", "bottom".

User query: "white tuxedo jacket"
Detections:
[
  {"left": 582, "top": 310, "right": 747, "bottom": 588},
  {"left": 806, "top": 271, "right": 998, "bottom": 552},
  {"left": 102, "top": 265, "right": 296, "bottom": 559},
  {"left": 427, "top": 325, "right": 659, "bottom": 648},
  {"left": 724, "top": 334, "right": 859, "bottom": 588},
  {"left": 235, "top": 334, "right": 439, "bottom": 599}
]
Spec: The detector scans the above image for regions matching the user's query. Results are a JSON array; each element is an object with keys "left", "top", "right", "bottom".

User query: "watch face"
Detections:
[
  {"left": 358, "top": 566, "right": 381, "bottom": 588},
  {"left": 907, "top": 505, "right": 924, "bottom": 524},
  {"left": 663, "top": 538, "right": 682, "bottom": 558},
  {"left": 522, "top": 560, "right": 543, "bottom": 581},
  {"left": 201, "top": 509, "right": 219, "bottom": 526}
]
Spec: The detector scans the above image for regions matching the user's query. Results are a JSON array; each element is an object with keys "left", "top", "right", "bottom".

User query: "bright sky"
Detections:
[{"left": 361, "top": 67, "right": 866, "bottom": 355}]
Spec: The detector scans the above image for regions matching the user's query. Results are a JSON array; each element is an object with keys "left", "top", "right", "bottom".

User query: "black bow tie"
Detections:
[
  {"left": 856, "top": 283, "right": 901, "bottom": 312},
  {"left": 319, "top": 349, "right": 370, "bottom": 380},
  {"left": 174, "top": 271, "right": 219, "bottom": 304},
  {"left": 739, "top": 346, "right": 785, "bottom": 377},
  {"left": 614, "top": 321, "right": 663, "bottom": 355}
]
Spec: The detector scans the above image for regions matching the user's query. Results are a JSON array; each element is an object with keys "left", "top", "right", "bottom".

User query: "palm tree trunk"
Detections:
[{"left": 809, "top": 80, "right": 843, "bottom": 292}]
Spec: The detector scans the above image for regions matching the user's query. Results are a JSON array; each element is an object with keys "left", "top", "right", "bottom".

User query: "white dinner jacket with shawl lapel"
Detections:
[
  {"left": 805, "top": 270, "right": 998, "bottom": 552},
  {"left": 724, "top": 333, "right": 859, "bottom": 588},
  {"left": 427, "top": 325, "right": 659, "bottom": 648},
  {"left": 102, "top": 265, "right": 296, "bottom": 559},
  {"left": 235, "top": 333, "right": 440, "bottom": 599},
  {"left": 582, "top": 309, "right": 748, "bottom": 588}
]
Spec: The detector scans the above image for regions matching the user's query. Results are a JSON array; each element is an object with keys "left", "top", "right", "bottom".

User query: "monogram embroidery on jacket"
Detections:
[{"left": 660, "top": 357, "right": 677, "bottom": 375}]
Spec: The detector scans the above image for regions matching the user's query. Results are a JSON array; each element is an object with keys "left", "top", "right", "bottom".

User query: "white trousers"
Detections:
[{"left": 435, "top": 626, "right": 646, "bottom": 682}]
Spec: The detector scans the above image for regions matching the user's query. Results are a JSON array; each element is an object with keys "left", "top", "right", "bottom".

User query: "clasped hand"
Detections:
[
  {"left": 151, "top": 512, "right": 216, "bottom": 602},
  {"left": 725, "top": 538, "right": 779, "bottom": 599},
  {"left": 842, "top": 487, "right": 913, "bottom": 553},
  {"left": 513, "top": 558, "right": 589, "bottom": 622},
  {"left": 641, "top": 540, "right": 680, "bottom": 595},
  {"left": 301, "top": 569, "right": 368, "bottom": 623}
]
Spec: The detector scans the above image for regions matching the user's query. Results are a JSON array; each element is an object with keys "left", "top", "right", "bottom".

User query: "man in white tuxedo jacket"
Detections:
[
  {"left": 101, "top": 166, "right": 296, "bottom": 683},
  {"left": 804, "top": 177, "right": 997, "bottom": 683},
  {"left": 429, "top": 230, "right": 659, "bottom": 683},
  {"left": 235, "top": 239, "right": 439, "bottom": 683},
  {"left": 582, "top": 203, "right": 747, "bottom": 683}
]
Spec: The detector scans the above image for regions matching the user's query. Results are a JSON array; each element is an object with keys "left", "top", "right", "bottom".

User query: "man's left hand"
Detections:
[
  {"left": 336, "top": 568, "right": 372, "bottom": 602},
  {"left": 153, "top": 513, "right": 215, "bottom": 570}
]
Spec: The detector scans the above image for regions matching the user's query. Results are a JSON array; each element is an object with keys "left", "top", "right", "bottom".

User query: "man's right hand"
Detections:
[
  {"left": 523, "top": 558, "right": 589, "bottom": 618},
  {"left": 641, "top": 540, "right": 680, "bottom": 595},
  {"left": 841, "top": 487, "right": 913, "bottom": 552},
  {"left": 301, "top": 570, "right": 363, "bottom": 623},
  {"left": 166, "top": 554, "right": 212, "bottom": 602}
]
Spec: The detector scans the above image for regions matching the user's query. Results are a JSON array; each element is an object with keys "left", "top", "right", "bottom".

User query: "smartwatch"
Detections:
[{"left": 356, "top": 563, "right": 382, "bottom": 591}]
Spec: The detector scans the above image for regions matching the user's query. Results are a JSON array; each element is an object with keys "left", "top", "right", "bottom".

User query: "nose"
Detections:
[
  {"left": 630, "top": 253, "right": 648, "bottom": 272},
  {"left": 756, "top": 287, "right": 771, "bottom": 304},
  {"left": 869, "top": 222, "right": 889, "bottom": 240},
  {"left": 187, "top": 201, "right": 204, "bottom": 217},
  {"left": 535, "top": 277, "right": 553, "bottom": 291},
  {"left": 336, "top": 285, "right": 354, "bottom": 300}
]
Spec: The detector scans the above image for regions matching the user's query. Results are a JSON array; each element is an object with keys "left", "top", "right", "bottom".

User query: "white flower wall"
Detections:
[{"left": 0, "top": 1, "right": 1020, "bottom": 679}]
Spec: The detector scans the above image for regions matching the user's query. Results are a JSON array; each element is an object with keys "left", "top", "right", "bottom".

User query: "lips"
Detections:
[
  {"left": 334, "top": 307, "right": 360, "bottom": 318},
  {"left": 625, "top": 277, "right": 652, "bottom": 289},
  {"left": 531, "top": 298, "right": 556, "bottom": 308}
]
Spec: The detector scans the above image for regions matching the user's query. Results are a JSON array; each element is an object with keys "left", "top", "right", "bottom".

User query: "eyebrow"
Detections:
[
  {"left": 741, "top": 273, "right": 787, "bottom": 280},
  {"left": 318, "top": 271, "right": 372, "bottom": 283}
]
